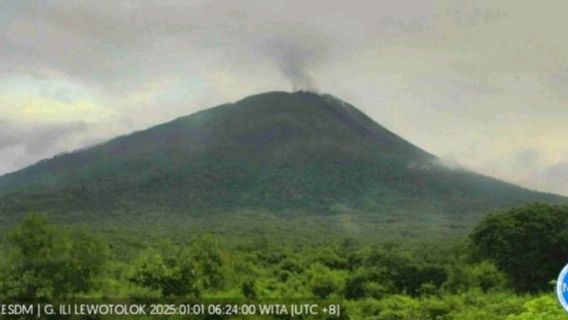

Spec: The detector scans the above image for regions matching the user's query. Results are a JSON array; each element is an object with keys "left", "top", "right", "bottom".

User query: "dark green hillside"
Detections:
[{"left": 0, "top": 91, "right": 564, "bottom": 228}]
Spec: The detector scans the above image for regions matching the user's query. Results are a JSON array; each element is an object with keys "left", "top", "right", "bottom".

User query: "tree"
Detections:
[
  {"left": 444, "top": 260, "right": 507, "bottom": 293},
  {"left": 131, "top": 247, "right": 200, "bottom": 298},
  {"left": 190, "top": 236, "right": 227, "bottom": 290},
  {"left": 506, "top": 295, "right": 566, "bottom": 320},
  {"left": 67, "top": 231, "right": 109, "bottom": 294},
  {"left": 470, "top": 203, "right": 568, "bottom": 292},
  {"left": 0, "top": 214, "right": 108, "bottom": 300},
  {"left": 308, "top": 264, "right": 341, "bottom": 299}
]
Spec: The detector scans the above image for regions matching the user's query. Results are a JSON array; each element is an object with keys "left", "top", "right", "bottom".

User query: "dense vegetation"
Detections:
[
  {"left": 0, "top": 204, "right": 566, "bottom": 319},
  {"left": 1, "top": 92, "right": 564, "bottom": 230}
]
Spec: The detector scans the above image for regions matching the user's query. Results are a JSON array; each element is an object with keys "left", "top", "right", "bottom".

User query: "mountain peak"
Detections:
[
  {"left": 200, "top": 90, "right": 431, "bottom": 159},
  {"left": 0, "top": 91, "right": 564, "bottom": 225}
]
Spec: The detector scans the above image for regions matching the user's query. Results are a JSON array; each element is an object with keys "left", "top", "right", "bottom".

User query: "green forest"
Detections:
[{"left": 0, "top": 204, "right": 567, "bottom": 319}]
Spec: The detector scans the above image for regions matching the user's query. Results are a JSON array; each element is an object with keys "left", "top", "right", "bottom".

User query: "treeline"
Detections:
[{"left": 0, "top": 204, "right": 567, "bottom": 319}]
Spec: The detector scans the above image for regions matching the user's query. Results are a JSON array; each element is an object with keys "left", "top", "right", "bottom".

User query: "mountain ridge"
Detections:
[{"left": 0, "top": 91, "right": 565, "bottom": 228}]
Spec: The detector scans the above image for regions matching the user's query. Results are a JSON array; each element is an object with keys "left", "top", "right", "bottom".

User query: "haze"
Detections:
[{"left": 1, "top": 0, "right": 567, "bottom": 196}]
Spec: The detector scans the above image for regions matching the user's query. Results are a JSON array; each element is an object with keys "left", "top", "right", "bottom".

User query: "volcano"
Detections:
[{"left": 0, "top": 91, "right": 564, "bottom": 227}]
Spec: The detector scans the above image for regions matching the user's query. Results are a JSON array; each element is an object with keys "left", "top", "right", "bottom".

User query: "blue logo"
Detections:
[{"left": 557, "top": 263, "right": 568, "bottom": 312}]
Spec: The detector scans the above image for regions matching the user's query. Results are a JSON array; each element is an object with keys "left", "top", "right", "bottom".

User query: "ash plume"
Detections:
[
  {"left": 260, "top": 36, "right": 326, "bottom": 92},
  {"left": 275, "top": 49, "right": 318, "bottom": 91}
]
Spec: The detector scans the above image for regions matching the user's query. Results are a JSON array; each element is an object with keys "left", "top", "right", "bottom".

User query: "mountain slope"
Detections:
[{"left": 0, "top": 91, "right": 564, "bottom": 226}]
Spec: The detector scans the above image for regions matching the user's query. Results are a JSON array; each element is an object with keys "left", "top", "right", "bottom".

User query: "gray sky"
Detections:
[{"left": 1, "top": 0, "right": 568, "bottom": 196}]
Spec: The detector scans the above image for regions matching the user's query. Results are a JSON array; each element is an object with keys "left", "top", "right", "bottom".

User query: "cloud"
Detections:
[
  {"left": 0, "top": 0, "right": 437, "bottom": 92},
  {"left": 449, "top": 148, "right": 568, "bottom": 196},
  {"left": 0, "top": 120, "right": 91, "bottom": 173},
  {"left": 0, "top": 0, "right": 567, "bottom": 196},
  {"left": 542, "top": 161, "right": 568, "bottom": 195},
  {"left": 507, "top": 150, "right": 568, "bottom": 196}
]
